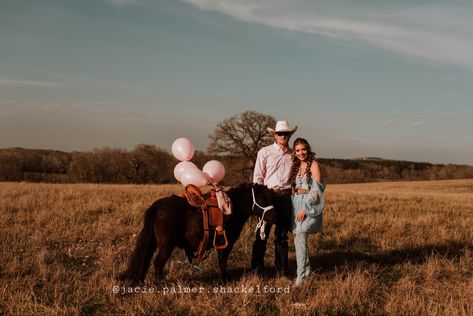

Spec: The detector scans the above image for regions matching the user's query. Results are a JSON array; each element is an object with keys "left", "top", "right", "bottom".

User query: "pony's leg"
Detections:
[
  {"left": 153, "top": 244, "right": 174, "bottom": 281},
  {"left": 217, "top": 244, "right": 234, "bottom": 283},
  {"left": 184, "top": 247, "right": 194, "bottom": 264}
]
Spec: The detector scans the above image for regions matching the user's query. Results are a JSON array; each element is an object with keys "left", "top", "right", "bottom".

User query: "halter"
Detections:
[{"left": 252, "top": 187, "right": 274, "bottom": 240}]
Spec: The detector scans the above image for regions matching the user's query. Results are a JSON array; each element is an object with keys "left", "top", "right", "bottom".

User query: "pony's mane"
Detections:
[
  {"left": 224, "top": 183, "right": 255, "bottom": 216},
  {"left": 226, "top": 182, "right": 252, "bottom": 194}
]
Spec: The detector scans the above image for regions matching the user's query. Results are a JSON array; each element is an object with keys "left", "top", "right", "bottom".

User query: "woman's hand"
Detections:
[
  {"left": 308, "top": 191, "right": 318, "bottom": 205},
  {"left": 297, "top": 210, "right": 305, "bottom": 222}
]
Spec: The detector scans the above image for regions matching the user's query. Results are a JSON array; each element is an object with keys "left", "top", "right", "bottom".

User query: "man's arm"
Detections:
[{"left": 252, "top": 149, "right": 266, "bottom": 184}]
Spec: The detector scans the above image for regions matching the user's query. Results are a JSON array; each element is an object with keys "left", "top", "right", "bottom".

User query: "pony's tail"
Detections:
[{"left": 117, "top": 205, "right": 158, "bottom": 284}]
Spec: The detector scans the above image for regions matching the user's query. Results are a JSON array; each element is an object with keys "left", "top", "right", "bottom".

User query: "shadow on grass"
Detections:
[
  {"left": 311, "top": 239, "right": 473, "bottom": 273},
  {"left": 176, "top": 239, "right": 473, "bottom": 284}
]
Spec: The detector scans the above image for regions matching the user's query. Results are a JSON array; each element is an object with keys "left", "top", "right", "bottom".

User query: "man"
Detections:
[{"left": 251, "top": 120, "right": 297, "bottom": 277}]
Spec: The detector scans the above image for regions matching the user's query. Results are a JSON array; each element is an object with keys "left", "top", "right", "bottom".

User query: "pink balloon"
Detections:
[
  {"left": 202, "top": 160, "right": 225, "bottom": 183},
  {"left": 180, "top": 167, "right": 208, "bottom": 188},
  {"left": 173, "top": 161, "right": 197, "bottom": 182},
  {"left": 171, "top": 138, "right": 195, "bottom": 161}
]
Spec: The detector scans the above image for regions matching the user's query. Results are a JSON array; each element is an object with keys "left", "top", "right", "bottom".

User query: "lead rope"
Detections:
[{"left": 252, "top": 187, "right": 274, "bottom": 240}]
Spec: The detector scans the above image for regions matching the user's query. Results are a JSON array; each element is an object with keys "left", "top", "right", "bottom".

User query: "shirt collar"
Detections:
[{"left": 272, "top": 142, "right": 291, "bottom": 153}]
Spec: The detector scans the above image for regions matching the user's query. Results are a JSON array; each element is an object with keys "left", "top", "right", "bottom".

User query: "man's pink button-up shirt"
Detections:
[{"left": 253, "top": 143, "right": 293, "bottom": 190}]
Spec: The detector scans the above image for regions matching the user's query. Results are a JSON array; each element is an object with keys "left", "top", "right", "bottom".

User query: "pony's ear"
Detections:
[
  {"left": 252, "top": 183, "right": 271, "bottom": 197},
  {"left": 253, "top": 183, "right": 269, "bottom": 190},
  {"left": 252, "top": 183, "right": 262, "bottom": 191}
]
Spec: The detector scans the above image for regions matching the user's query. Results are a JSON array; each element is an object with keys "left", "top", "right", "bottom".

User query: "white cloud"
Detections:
[
  {"left": 0, "top": 101, "right": 150, "bottom": 120},
  {"left": 181, "top": 0, "right": 473, "bottom": 67},
  {"left": 384, "top": 119, "right": 401, "bottom": 128},
  {"left": 0, "top": 79, "right": 58, "bottom": 87},
  {"left": 410, "top": 121, "right": 424, "bottom": 128},
  {"left": 102, "top": 0, "right": 143, "bottom": 6},
  {"left": 45, "top": 102, "right": 150, "bottom": 119},
  {"left": 363, "top": 117, "right": 425, "bottom": 128}
]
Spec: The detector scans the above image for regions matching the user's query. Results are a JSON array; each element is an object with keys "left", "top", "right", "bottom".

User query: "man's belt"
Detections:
[
  {"left": 272, "top": 188, "right": 292, "bottom": 196},
  {"left": 294, "top": 188, "right": 310, "bottom": 195}
]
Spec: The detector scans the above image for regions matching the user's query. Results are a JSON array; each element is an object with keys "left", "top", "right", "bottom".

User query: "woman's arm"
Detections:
[{"left": 311, "top": 160, "right": 321, "bottom": 183}]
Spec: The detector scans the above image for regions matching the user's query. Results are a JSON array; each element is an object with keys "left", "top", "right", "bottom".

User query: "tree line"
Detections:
[
  {"left": 2, "top": 111, "right": 472, "bottom": 185},
  {"left": 1, "top": 146, "right": 472, "bottom": 186}
]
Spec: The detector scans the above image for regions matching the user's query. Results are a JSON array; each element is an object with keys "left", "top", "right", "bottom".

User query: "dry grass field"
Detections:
[{"left": 1, "top": 179, "right": 473, "bottom": 315}]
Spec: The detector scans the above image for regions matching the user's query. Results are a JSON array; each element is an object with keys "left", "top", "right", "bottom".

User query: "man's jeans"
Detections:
[{"left": 251, "top": 193, "right": 291, "bottom": 276}]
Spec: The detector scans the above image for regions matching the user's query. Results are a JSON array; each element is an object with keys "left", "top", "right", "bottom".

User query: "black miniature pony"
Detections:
[{"left": 118, "top": 183, "right": 275, "bottom": 283}]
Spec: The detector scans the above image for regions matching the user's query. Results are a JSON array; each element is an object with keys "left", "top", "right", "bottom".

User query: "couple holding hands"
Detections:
[{"left": 251, "top": 120, "right": 325, "bottom": 287}]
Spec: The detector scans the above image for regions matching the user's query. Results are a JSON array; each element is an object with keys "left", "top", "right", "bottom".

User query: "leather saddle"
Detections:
[{"left": 181, "top": 184, "right": 229, "bottom": 262}]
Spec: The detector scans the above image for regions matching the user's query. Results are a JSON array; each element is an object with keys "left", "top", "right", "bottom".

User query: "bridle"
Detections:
[{"left": 251, "top": 186, "right": 274, "bottom": 240}]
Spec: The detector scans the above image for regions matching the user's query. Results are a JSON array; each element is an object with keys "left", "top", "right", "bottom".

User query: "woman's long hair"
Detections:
[{"left": 289, "top": 138, "right": 316, "bottom": 191}]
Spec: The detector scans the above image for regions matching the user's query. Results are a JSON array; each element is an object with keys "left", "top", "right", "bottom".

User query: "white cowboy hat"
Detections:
[{"left": 266, "top": 120, "right": 298, "bottom": 135}]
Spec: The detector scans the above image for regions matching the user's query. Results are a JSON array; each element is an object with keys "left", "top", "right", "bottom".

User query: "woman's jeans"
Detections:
[{"left": 294, "top": 233, "right": 310, "bottom": 286}]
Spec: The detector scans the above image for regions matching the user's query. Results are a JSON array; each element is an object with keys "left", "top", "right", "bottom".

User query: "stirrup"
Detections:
[{"left": 213, "top": 226, "right": 228, "bottom": 249}]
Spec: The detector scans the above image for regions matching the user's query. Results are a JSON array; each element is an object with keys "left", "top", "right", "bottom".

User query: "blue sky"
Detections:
[{"left": 1, "top": 0, "right": 472, "bottom": 164}]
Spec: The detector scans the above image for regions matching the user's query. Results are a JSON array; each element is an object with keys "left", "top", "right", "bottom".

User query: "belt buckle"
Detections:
[{"left": 275, "top": 188, "right": 290, "bottom": 196}]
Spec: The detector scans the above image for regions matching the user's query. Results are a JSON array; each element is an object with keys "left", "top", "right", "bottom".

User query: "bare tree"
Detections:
[
  {"left": 131, "top": 144, "right": 173, "bottom": 184},
  {"left": 208, "top": 111, "right": 275, "bottom": 178}
]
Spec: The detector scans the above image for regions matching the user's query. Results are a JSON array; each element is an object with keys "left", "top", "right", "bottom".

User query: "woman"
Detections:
[{"left": 289, "top": 138, "right": 325, "bottom": 287}]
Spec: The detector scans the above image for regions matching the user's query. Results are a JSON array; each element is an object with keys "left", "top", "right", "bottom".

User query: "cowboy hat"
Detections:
[{"left": 266, "top": 120, "right": 298, "bottom": 135}]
